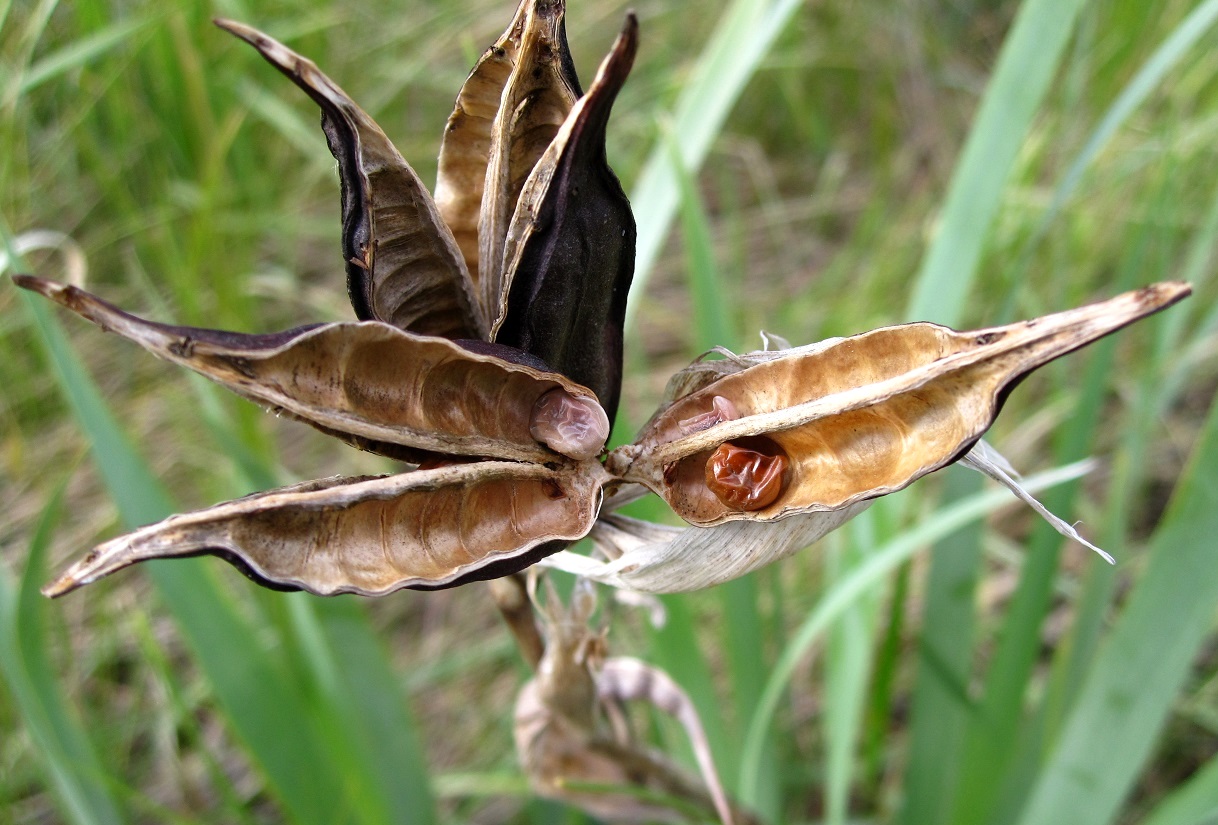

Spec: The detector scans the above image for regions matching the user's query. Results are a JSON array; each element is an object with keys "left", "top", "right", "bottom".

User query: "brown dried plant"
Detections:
[{"left": 14, "top": 0, "right": 1191, "bottom": 821}]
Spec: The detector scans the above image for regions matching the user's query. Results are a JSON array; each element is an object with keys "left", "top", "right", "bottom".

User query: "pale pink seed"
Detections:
[
  {"left": 529, "top": 389, "right": 610, "bottom": 460},
  {"left": 677, "top": 395, "right": 740, "bottom": 434}
]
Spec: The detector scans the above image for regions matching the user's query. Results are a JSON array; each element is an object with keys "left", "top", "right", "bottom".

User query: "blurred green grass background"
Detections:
[{"left": 3, "top": 0, "right": 1218, "bottom": 822}]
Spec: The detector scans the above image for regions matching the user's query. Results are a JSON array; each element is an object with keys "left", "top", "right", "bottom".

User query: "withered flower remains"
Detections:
[{"left": 20, "top": 0, "right": 1189, "bottom": 605}]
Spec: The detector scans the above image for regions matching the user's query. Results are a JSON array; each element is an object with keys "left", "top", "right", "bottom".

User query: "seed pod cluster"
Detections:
[{"left": 15, "top": 0, "right": 1192, "bottom": 603}]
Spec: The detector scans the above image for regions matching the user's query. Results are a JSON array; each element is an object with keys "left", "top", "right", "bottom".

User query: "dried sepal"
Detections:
[
  {"left": 15, "top": 275, "right": 609, "bottom": 463},
  {"left": 478, "top": 0, "right": 581, "bottom": 313},
  {"left": 434, "top": 0, "right": 532, "bottom": 283},
  {"left": 543, "top": 506, "right": 871, "bottom": 592},
  {"left": 215, "top": 19, "right": 483, "bottom": 340},
  {"left": 43, "top": 460, "right": 609, "bottom": 598},
  {"left": 514, "top": 580, "right": 749, "bottom": 824},
  {"left": 608, "top": 283, "right": 1191, "bottom": 526},
  {"left": 493, "top": 13, "right": 639, "bottom": 421},
  {"left": 960, "top": 440, "right": 1112, "bottom": 562}
]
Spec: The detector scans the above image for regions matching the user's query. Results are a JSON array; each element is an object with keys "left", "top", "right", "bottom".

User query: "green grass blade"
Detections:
[
  {"left": 823, "top": 515, "right": 884, "bottom": 825},
  {"left": 0, "top": 484, "right": 126, "bottom": 825},
  {"left": 1139, "top": 754, "right": 1218, "bottom": 825},
  {"left": 1014, "top": 393, "right": 1218, "bottom": 825},
  {"left": 1034, "top": 0, "right": 1218, "bottom": 239},
  {"left": 12, "top": 281, "right": 375, "bottom": 824},
  {"left": 18, "top": 17, "right": 152, "bottom": 95},
  {"left": 626, "top": 0, "right": 803, "bottom": 328},
  {"left": 668, "top": 127, "right": 733, "bottom": 352},
  {"left": 738, "top": 461, "right": 1095, "bottom": 806},
  {"left": 896, "top": 470, "right": 984, "bottom": 825},
  {"left": 906, "top": 0, "right": 1088, "bottom": 325}
]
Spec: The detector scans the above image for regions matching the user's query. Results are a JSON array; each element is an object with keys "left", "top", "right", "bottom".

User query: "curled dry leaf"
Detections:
[
  {"left": 215, "top": 20, "right": 483, "bottom": 340},
  {"left": 606, "top": 283, "right": 1191, "bottom": 527},
  {"left": 14, "top": 275, "right": 606, "bottom": 464},
  {"left": 43, "top": 460, "right": 608, "bottom": 598}
]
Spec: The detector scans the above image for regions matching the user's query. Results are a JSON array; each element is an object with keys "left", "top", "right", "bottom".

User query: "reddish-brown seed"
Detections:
[{"left": 705, "top": 442, "right": 788, "bottom": 511}]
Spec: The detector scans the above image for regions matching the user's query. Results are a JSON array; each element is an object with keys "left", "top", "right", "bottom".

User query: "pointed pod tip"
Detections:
[
  {"left": 1143, "top": 280, "right": 1191, "bottom": 308},
  {"left": 41, "top": 573, "right": 81, "bottom": 599},
  {"left": 12, "top": 273, "right": 54, "bottom": 295}
]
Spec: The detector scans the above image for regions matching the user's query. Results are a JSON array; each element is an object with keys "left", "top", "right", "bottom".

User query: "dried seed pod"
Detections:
[
  {"left": 216, "top": 20, "right": 484, "bottom": 340},
  {"left": 478, "top": 0, "right": 582, "bottom": 308},
  {"left": 705, "top": 440, "right": 788, "bottom": 511},
  {"left": 43, "top": 460, "right": 608, "bottom": 598},
  {"left": 434, "top": 0, "right": 532, "bottom": 282},
  {"left": 15, "top": 275, "right": 603, "bottom": 463},
  {"left": 607, "top": 283, "right": 1191, "bottom": 525},
  {"left": 530, "top": 388, "right": 611, "bottom": 460},
  {"left": 493, "top": 14, "right": 639, "bottom": 421}
]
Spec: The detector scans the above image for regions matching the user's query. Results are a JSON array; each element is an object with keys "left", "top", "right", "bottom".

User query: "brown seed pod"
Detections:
[
  {"left": 42, "top": 460, "right": 608, "bottom": 598},
  {"left": 607, "top": 283, "right": 1191, "bottom": 526},
  {"left": 705, "top": 440, "right": 789, "bottom": 511},
  {"left": 478, "top": 0, "right": 582, "bottom": 311},
  {"left": 493, "top": 14, "right": 639, "bottom": 420},
  {"left": 434, "top": 0, "right": 534, "bottom": 283},
  {"left": 216, "top": 20, "right": 483, "bottom": 340},
  {"left": 14, "top": 275, "right": 605, "bottom": 463}
]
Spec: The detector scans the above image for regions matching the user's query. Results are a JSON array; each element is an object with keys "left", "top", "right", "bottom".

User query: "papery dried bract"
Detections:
[
  {"left": 607, "top": 283, "right": 1191, "bottom": 526},
  {"left": 15, "top": 275, "right": 607, "bottom": 463},
  {"left": 216, "top": 19, "right": 484, "bottom": 340},
  {"left": 494, "top": 14, "right": 639, "bottom": 419},
  {"left": 515, "top": 582, "right": 744, "bottom": 824},
  {"left": 43, "top": 460, "right": 608, "bottom": 598},
  {"left": 543, "top": 505, "right": 871, "bottom": 592}
]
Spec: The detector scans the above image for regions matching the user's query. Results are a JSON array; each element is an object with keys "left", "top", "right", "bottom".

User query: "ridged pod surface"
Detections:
[
  {"left": 434, "top": 0, "right": 532, "bottom": 284},
  {"left": 215, "top": 20, "right": 483, "bottom": 340},
  {"left": 607, "top": 283, "right": 1191, "bottom": 526},
  {"left": 494, "top": 15, "right": 638, "bottom": 421},
  {"left": 478, "top": 0, "right": 582, "bottom": 313},
  {"left": 16, "top": 276, "right": 605, "bottom": 464},
  {"left": 42, "top": 461, "right": 608, "bottom": 598}
]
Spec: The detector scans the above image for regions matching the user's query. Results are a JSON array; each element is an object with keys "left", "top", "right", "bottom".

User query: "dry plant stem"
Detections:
[
  {"left": 515, "top": 581, "right": 749, "bottom": 824},
  {"left": 488, "top": 574, "right": 545, "bottom": 669}
]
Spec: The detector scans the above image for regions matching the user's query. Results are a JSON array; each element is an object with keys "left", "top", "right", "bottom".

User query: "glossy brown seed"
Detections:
[{"left": 705, "top": 442, "right": 788, "bottom": 511}]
